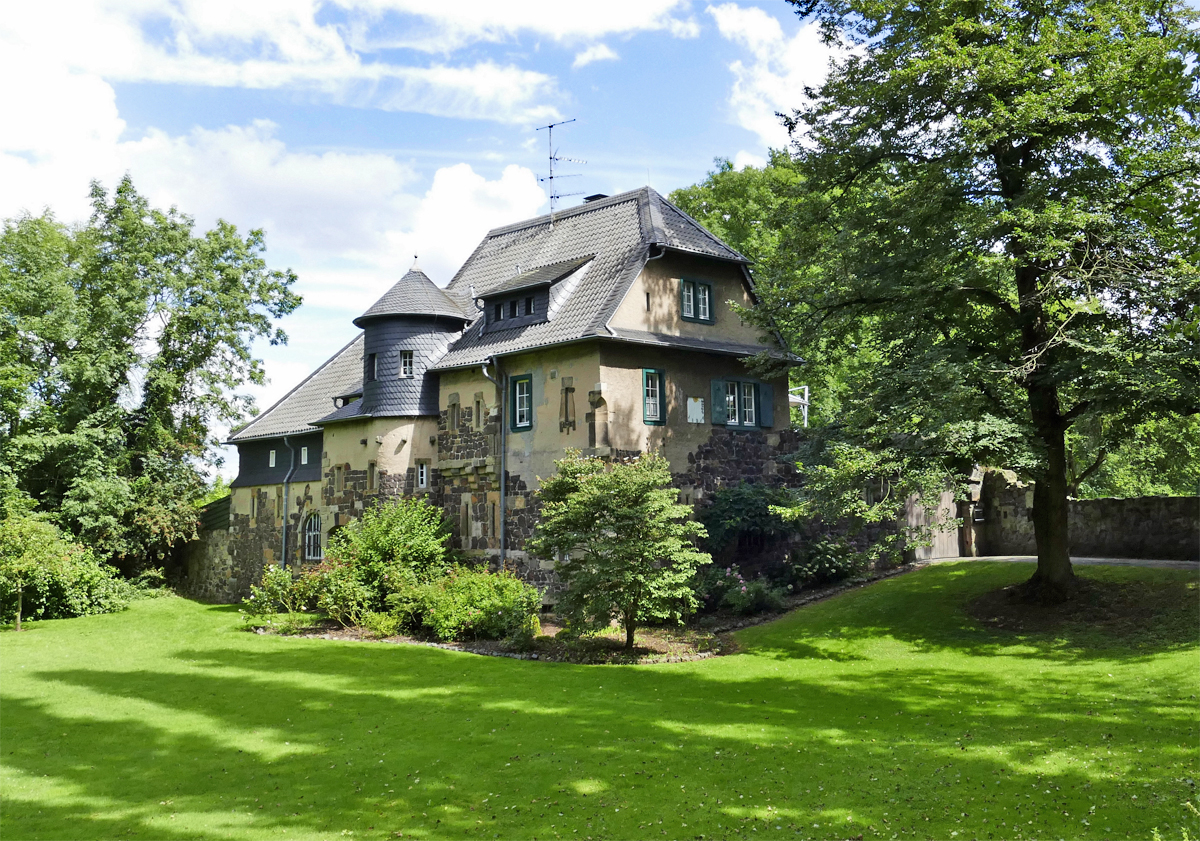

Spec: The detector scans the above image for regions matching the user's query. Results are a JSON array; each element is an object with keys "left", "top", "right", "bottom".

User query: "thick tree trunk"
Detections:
[{"left": 1024, "top": 395, "right": 1076, "bottom": 603}]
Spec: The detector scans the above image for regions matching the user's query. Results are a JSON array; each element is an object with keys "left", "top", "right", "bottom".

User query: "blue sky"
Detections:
[{"left": 0, "top": 1, "right": 837, "bottom": 470}]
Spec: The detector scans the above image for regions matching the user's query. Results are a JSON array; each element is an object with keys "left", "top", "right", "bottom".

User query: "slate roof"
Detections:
[
  {"left": 227, "top": 187, "right": 764, "bottom": 444},
  {"left": 484, "top": 256, "right": 595, "bottom": 296},
  {"left": 433, "top": 187, "right": 749, "bottom": 370},
  {"left": 227, "top": 334, "right": 364, "bottom": 442},
  {"left": 354, "top": 264, "right": 470, "bottom": 327}
]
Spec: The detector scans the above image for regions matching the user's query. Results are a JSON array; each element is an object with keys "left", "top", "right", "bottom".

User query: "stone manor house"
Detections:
[{"left": 182, "top": 187, "right": 802, "bottom": 601}]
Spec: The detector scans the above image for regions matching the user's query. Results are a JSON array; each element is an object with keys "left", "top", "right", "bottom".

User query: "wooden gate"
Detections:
[{"left": 904, "top": 489, "right": 962, "bottom": 560}]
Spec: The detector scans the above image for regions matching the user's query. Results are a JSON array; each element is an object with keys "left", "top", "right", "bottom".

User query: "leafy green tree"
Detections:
[
  {"left": 0, "top": 177, "right": 300, "bottom": 569},
  {"left": 754, "top": 0, "right": 1199, "bottom": 600},
  {"left": 528, "top": 452, "right": 709, "bottom": 650}
]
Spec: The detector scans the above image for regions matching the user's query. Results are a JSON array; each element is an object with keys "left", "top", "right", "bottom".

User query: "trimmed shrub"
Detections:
[
  {"left": 362, "top": 610, "right": 403, "bottom": 639},
  {"left": 388, "top": 566, "right": 541, "bottom": 643},
  {"left": 788, "top": 538, "right": 864, "bottom": 587},
  {"left": 0, "top": 516, "right": 133, "bottom": 624}
]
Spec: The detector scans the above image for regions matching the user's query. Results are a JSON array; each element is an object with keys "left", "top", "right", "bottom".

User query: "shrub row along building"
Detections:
[{"left": 182, "top": 187, "right": 799, "bottom": 601}]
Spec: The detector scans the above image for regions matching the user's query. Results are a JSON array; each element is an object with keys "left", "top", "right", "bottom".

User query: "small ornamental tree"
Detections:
[{"left": 529, "top": 451, "right": 709, "bottom": 650}]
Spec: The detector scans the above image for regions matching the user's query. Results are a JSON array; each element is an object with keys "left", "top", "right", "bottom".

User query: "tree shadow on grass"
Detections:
[
  {"left": 9, "top": 627, "right": 1197, "bottom": 840},
  {"left": 738, "top": 562, "right": 1200, "bottom": 663}
]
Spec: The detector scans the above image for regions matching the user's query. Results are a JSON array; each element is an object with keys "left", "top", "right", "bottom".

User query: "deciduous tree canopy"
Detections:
[
  {"left": 0, "top": 177, "right": 300, "bottom": 568},
  {"left": 743, "top": 0, "right": 1200, "bottom": 600}
]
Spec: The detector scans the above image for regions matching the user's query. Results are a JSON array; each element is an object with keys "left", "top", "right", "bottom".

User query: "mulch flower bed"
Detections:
[{"left": 251, "top": 562, "right": 925, "bottom": 665}]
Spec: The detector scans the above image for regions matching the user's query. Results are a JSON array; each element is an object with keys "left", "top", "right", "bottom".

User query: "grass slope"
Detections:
[{"left": 2, "top": 562, "right": 1197, "bottom": 841}]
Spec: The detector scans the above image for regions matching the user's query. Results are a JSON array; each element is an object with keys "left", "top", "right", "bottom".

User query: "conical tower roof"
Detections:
[{"left": 353, "top": 259, "right": 470, "bottom": 327}]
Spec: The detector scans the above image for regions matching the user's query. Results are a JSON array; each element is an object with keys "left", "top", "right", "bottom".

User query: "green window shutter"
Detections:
[
  {"left": 758, "top": 382, "right": 774, "bottom": 428},
  {"left": 710, "top": 379, "right": 727, "bottom": 425}
]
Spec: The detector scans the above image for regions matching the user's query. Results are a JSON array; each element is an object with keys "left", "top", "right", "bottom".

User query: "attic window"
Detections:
[
  {"left": 494, "top": 303, "right": 503, "bottom": 321},
  {"left": 508, "top": 300, "right": 518, "bottom": 318},
  {"left": 524, "top": 296, "right": 533, "bottom": 315},
  {"left": 681, "top": 279, "right": 714, "bottom": 324}
]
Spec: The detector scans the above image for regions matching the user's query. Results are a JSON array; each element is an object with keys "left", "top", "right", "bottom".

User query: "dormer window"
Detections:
[
  {"left": 508, "top": 300, "right": 518, "bottom": 318},
  {"left": 494, "top": 303, "right": 503, "bottom": 321},
  {"left": 524, "top": 296, "right": 533, "bottom": 315},
  {"left": 399, "top": 350, "right": 414, "bottom": 377},
  {"left": 681, "top": 279, "right": 715, "bottom": 324}
]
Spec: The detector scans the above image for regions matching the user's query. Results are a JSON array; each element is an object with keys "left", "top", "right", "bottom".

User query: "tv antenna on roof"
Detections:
[{"left": 536, "top": 118, "right": 585, "bottom": 225}]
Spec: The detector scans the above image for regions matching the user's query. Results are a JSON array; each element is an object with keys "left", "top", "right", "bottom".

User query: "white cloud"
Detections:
[
  {"left": 732, "top": 149, "right": 767, "bottom": 170},
  {"left": 1, "top": 2, "right": 562, "bottom": 126},
  {"left": 347, "top": 0, "right": 699, "bottom": 51},
  {"left": 707, "top": 3, "right": 837, "bottom": 149},
  {"left": 573, "top": 44, "right": 619, "bottom": 69}
]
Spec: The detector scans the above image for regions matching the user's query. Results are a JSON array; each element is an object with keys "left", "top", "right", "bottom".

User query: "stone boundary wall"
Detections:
[{"left": 978, "top": 471, "right": 1199, "bottom": 561}]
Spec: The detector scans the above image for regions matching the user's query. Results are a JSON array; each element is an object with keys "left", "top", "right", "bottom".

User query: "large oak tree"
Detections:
[{"left": 758, "top": 0, "right": 1198, "bottom": 599}]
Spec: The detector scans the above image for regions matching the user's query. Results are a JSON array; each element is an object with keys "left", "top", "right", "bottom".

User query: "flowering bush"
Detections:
[{"left": 722, "top": 577, "right": 787, "bottom": 615}]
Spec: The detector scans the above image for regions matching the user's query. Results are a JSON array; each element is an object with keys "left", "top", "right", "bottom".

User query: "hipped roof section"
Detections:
[{"left": 433, "top": 187, "right": 749, "bottom": 370}]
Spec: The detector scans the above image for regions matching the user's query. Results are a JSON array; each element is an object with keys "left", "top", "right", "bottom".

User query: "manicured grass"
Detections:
[{"left": 2, "top": 562, "right": 1197, "bottom": 841}]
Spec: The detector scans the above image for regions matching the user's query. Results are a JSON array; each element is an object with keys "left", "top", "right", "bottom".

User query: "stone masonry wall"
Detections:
[{"left": 979, "top": 470, "right": 1199, "bottom": 560}]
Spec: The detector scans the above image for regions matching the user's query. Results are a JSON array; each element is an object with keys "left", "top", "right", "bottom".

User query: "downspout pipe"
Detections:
[
  {"left": 480, "top": 357, "right": 506, "bottom": 564},
  {"left": 280, "top": 436, "right": 298, "bottom": 569}
]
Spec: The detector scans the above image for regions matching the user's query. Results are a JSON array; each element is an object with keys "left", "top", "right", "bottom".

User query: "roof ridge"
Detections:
[{"left": 483, "top": 188, "right": 645, "bottom": 238}]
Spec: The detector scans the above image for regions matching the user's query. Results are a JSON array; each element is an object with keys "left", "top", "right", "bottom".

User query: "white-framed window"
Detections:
[
  {"left": 268, "top": 449, "right": 276, "bottom": 468},
  {"left": 417, "top": 461, "right": 429, "bottom": 489},
  {"left": 643, "top": 369, "right": 665, "bottom": 425},
  {"left": 399, "top": 350, "right": 414, "bottom": 377},
  {"left": 715, "top": 379, "right": 771, "bottom": 428},
  {"left": 303, "top": 513, "right": 323, "bottom": 561},
  {"left": 512, "top": 375, "right": 532, "bottom": 430},
  {"left": 300, "top": 446, "right": 308, "bottom": 465},
  {"left": 741, "top": 381, "right": 756, "bottom": 426},
  {"left": 681, "top": 279, "right": 715, "bottom": 324}
]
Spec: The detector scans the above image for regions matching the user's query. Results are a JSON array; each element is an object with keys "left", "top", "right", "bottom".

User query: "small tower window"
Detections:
[
  {"left": 300, "top": 446, "right": 308, "bottom": 465},
  {"left": 417, "top": 461, "right": 429, "bottom": 489},
  {"left": 399, "top": 350, "right": 414, "bottom": 377},
  {"left": 366, "top": 353, "right": 377, "bottom": 382},
  {"left": 269, "top": 449, "right": 276, "bottom": 468}
]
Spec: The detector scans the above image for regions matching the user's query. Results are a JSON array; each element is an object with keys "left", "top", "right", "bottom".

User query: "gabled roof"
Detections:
[
  {"left": 354, "top": 264, "right": 470, "bottom": 327},
  {"left": 434, "top": 186, "right": 749, "bottom": 370},
  {"left": 227, "top": 334, "right": 364, "bottom": 442}
]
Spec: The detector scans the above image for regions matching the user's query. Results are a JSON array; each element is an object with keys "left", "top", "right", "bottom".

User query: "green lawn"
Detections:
[{"left": 2, "top": 562, "right": 1197, "bottom": 841}]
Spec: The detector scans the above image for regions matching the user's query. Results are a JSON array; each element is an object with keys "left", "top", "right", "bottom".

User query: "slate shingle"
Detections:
[{"left": 227, "top": 334, "right": 363, "bottom": 442}]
